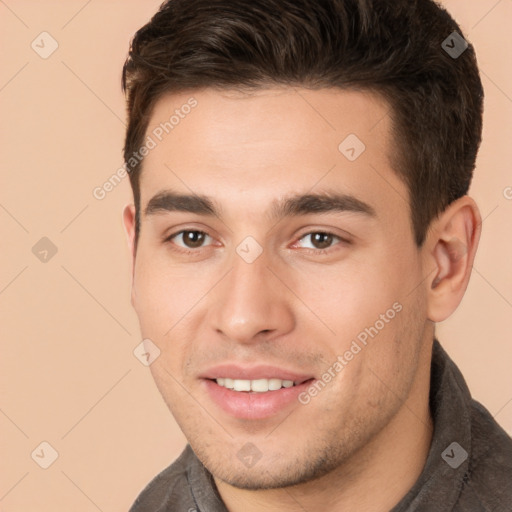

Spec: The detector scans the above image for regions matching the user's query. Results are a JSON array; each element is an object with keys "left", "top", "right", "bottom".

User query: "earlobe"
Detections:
[{"left": 426, "top": 196, "right": 481, "bottom": 322}]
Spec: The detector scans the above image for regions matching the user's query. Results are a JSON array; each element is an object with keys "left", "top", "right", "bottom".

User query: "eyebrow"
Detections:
[{"left": 144, "top": 189, "right": 376, "bottom": 220}]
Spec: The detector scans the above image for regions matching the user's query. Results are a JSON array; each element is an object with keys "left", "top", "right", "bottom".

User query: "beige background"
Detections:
[{"left": 1, "top": 1, "right": 511, "bottom": 510}]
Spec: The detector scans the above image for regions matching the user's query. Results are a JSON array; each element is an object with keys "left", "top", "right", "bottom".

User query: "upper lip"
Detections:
[{"left": 199, "top": 364, "right": 314, "bottom": 384}]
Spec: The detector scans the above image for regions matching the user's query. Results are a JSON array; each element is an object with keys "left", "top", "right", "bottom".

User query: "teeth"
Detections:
[
  {"left": 215, "top": 378, "right": 296, "bottom": 392},
  {"left": 268, "top": 378, "right": 282, "bottom": 391},
  {"left": 251, "top": 379, "right": 269, "bottom": 392},
  {"left": 233, "top": 379, "right": 251, "bottom": 392}
]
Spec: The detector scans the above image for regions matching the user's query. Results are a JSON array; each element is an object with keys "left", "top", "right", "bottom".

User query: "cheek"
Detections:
[
  {"left": 132, "top": 253, "right": 214, "bottom": 377},
  {"left": 292, "top": 253, "right": 406, "bottom": 343},
  {"left": 133, "top": 251, "right": 208, "bottom": 333}
]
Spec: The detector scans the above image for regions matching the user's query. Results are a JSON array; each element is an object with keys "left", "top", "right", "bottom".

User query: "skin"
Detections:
[{"left": 123, "top": 87, "right": 481, "bottom": 512}]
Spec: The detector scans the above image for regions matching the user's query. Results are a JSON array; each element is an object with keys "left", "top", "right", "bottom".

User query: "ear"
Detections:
[
  {"left": 122, "top": 204, "right": 137, "bottom": 307},
  {"left": 424, "top": 196, "right": 482, "bottom": 322}
]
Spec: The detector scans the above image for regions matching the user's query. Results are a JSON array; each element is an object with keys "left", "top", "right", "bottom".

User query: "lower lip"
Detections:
[{"left": 203, "top": 379, "right": 315, "bottom": 420}]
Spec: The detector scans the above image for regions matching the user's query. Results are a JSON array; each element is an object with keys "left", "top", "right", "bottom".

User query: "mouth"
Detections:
[
  {"left": 210, "top": 377, "right": 311, "bottom": 393},
  {"left": 203, "top": 378, "right": 315, "bottom": 420},
  {"left": 200, "top": 366, "right": 316, "bottom": 420}
]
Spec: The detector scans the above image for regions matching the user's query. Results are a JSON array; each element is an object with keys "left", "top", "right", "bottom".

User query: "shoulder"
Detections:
[
  {"left": 457, "top": 399, "right": 512, "bottom": 511},
  {"left": 129, "top": 445, "right": 197, "bottom": 512}
]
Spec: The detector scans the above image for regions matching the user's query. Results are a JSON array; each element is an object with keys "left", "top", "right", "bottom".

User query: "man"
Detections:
[{"left": 121, "top": 0, "right": 512, "bottom": 510}]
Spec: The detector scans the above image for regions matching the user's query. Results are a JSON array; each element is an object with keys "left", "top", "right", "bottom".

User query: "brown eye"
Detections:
[
  {"left": 182, "top": 231, "right": 206, "bottom": 248},
  {"left": 298, "top": 232, "right": 340, "bottom": 251},
  {"left": 168, "top": 230, "right": 212, "bottom": 250},
  {"left": 310, "top": 232, "right": 335, "bottom": 249}
]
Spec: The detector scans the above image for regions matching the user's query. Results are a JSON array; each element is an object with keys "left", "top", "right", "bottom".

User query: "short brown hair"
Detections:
[{"left": 122, "top": 0, "right": 483, "bottom": 247}]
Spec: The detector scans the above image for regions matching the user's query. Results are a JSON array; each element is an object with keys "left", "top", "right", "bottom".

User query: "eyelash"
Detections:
[{"left": 163, "top": 229, "right": 350, "bottom": 256}]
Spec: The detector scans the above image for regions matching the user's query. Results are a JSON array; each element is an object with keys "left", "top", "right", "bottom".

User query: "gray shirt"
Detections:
[{"left": 129, "top": 339, "right": 512, "bottom": 511}]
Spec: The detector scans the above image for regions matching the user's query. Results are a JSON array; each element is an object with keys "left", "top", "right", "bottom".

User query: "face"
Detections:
[{"left": 124, "top": 87, "right": 433, "bottom": 489}]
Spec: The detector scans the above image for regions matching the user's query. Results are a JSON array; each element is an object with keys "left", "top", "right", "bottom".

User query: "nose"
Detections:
[{"left": 208, "top": 248, "right": 295, "bottom": 345}]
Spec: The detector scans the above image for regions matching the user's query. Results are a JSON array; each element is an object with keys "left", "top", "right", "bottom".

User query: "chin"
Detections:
[{"left": 202, "top": 449, "right": 341, "bottom": 491}]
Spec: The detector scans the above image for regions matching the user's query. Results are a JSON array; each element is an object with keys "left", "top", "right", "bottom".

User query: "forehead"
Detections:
[{"left": 139, "top": 87, "right": 407, "bottom": 223}]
